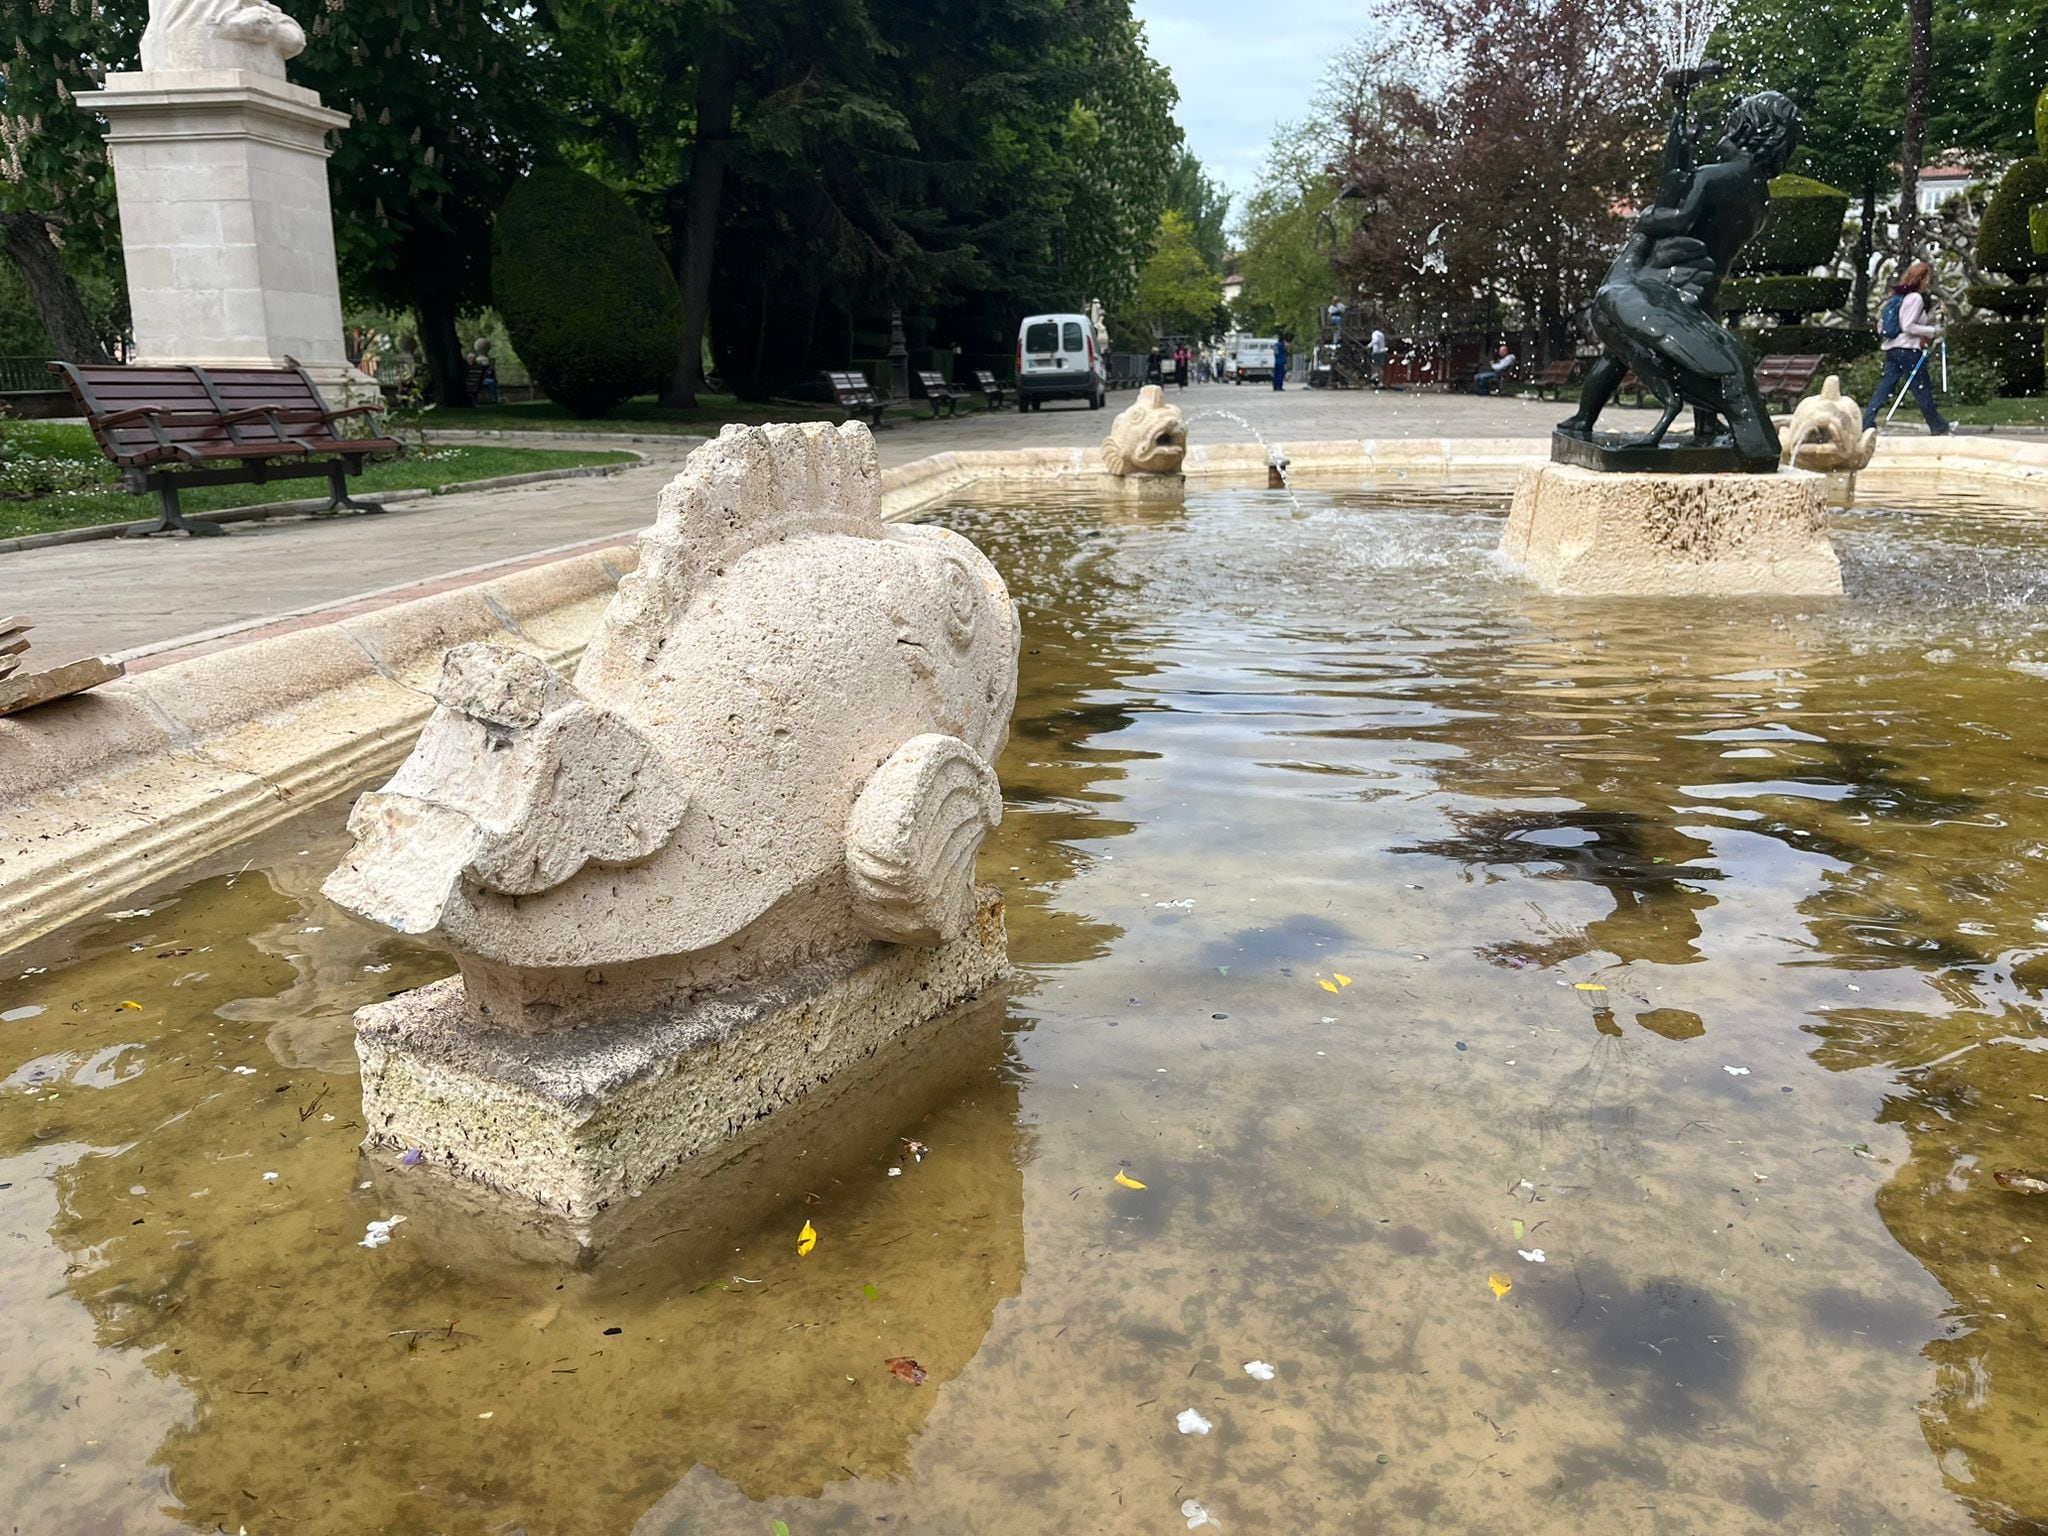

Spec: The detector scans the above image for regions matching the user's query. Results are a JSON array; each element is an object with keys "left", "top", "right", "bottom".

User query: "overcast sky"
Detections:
[{"left": 1132, "top": 0, "right": 1361, "bottom": 219}]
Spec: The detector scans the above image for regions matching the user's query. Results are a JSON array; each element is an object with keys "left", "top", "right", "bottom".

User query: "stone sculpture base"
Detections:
[
  {"left": 1501, "top": 462, "right": 1841, "bottom": 596},
  {"left": 1106, "top": 472, "right": 1185, "bottom": 501},
  {"left": 353, "top": 889, "right": 1009, "bottom": 1247},
  {"left": 1551, "top": 429, "right": 1777, "bottom": 476}
]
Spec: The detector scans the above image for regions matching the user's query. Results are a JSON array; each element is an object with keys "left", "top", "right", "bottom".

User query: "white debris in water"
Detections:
[
  {"left": 359, "top": 1215, "right": 406, "bottom": 1249},
  {"left": 1182, "top": 1497, "right": 1220, "bottom": 1529},
  {"left": 1723, "top": 1065, "right": 1751, "bottom": 1076},
  {"left": 1243, "top": 1360, "right": 1276, "bottom": 1381},
  {"left": 1, "top": 1005, "right": 45, "bottom": 1022},
  {"left": 363, "top": 963, "right": 392, "bottom": 974},
  {"left": 108, "top": 909, "right": 154, "bottom": 920},
  {"left": 262, "top": 1171, "right": 279, "bottom": 1181},
  {"left": 1176, "top": 1408, "right": 1213, "bottom": 1435},
  {"left": 1154, "top": 898, "right": 1195, "bottom": 910},
  {"left": 1518, "top": 1249, "right": 1547, "bottom": 1264},
  {"left": 232, "top": 1066, "right": 257, "bottom": 1076},
  {"left": 887, "top": 1167, "right": 902, "bottom": 1177}
]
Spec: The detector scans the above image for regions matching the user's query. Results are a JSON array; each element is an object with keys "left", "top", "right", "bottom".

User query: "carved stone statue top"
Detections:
[
  {"left": 1557, "top": 84, "right": 1804, "bottom": 472},
  {"left": 324, "top": 422, "right": 1020, "bottom": 1033},
  {"left": 141, "top": 0, "right": 307, "bottom": 79},
  {"left": 1101, "top": 383, "right": 1188, "bottom": 476}
]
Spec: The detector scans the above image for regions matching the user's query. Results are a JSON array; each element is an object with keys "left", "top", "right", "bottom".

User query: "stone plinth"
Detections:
[
  {"left": 83, "top": 70, "right": 375, "bottom": 405},
  {"left": 354, "top": 888, "right": 1009, "bottom": 1243},
  {"left": 1501, "top": 462, "right": 1841, "bottom": 596}
]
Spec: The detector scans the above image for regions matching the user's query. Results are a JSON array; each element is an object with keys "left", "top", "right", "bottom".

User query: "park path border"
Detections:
[
  {"left": 2, "top": 432, "right": 2043, "bottom": 953},
  {"left": 0, "top": 451, "right": 652, "bottom": 555}
]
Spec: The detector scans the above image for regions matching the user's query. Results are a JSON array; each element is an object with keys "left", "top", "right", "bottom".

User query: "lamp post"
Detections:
[{"left": 887, "top": 309, "right": 910, "bottom": 401}]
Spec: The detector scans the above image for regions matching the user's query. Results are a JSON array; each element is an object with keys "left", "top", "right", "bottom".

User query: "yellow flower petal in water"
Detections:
[
  {"left": 1488, "top": 1272, "right": 1512, "bottom": 1299},
  {"left": 1114, "top": 1170, "right": 1147, "bottom": 1190},
  {"left": 1333, "top": 974, "right": 1352, "bottom": 987},
  {"left": 796, "top": 1220, "right": 817, "bottom": 1257}
]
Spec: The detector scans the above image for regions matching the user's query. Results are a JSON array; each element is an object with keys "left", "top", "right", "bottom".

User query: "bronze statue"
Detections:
[{"left": 1557, "top": 86, "right": 1804, "bottom": 472}]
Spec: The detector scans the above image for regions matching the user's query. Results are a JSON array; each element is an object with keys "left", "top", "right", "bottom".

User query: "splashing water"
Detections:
[
  {"left": 1656, "top": 0, "right": 1728, "bottom": 70},
  {"left": 1181, "top": 407, "right": 1304, "bottom": 513}
]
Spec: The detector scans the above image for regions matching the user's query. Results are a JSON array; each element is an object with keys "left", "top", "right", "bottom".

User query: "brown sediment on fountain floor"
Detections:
[{"left": 1500, "top": 460, "right": 1843, "bottom": 596}]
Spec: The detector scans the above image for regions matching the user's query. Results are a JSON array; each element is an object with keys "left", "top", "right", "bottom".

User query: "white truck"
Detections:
[{"left": 1228, "top": 335, "right": 1277, "bottom": 383}]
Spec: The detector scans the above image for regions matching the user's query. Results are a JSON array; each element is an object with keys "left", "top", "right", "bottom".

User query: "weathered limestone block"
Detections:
[
  {"left": 326, "top": 422, "right": 1020, "bottom": 1233},
  {"left": 1781, "top": 374, "right": 1877, "bottom": 508},
  {"left": 1501, "top": 461, "right": 1841, "bottom": 596},
  {"left": 1101, "top": 384, "right": 1188, "bottom": 478}
]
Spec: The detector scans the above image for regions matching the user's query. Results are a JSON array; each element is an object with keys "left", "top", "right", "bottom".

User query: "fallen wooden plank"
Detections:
[{"left": 0, "top": 655, "right": 125, "bottom": 717}]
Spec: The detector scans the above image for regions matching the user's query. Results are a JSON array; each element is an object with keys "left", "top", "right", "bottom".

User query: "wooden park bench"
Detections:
[
  {"left": 49, "top": 362, "right": 403, "bottom": 537},
  {"left": 1753, "top": 353, "right": 1826, "bottom": 410},
  {"left": 971, "top": 369, "right": 1012, "bottom": 410},
  {"left": 914, "top": 370, "right": 965, "bottom": 419},
  {"left": 1525, "top": 359, "right": 1581, "bottom": 399},
  {"left": 823, "top": 369, "right": 886, "bottom": 428}
]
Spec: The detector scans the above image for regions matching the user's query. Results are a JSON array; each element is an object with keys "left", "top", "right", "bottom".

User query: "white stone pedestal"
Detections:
[
  {"left": 351, "top": 889, "right": 1011, "bottom": 1248},
  {"left": 83, "top": 70, "right": 377, "bottom": 405},
  {"left": 1501, "top": 462, "right": 1842, "bottom": 597}
]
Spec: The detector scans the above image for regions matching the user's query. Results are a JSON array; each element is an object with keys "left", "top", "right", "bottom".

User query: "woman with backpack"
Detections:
[{"left": 1862, "top": 261, "right": 1953, "bottom": 436}]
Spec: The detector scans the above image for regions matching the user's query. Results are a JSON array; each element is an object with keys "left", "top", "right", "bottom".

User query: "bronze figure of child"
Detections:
[{"left": 1557, "top": 90, "right": 1804, "bottom": 471}]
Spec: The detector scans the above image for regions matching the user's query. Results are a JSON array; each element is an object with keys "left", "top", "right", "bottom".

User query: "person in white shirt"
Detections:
[
  {"left": 1368, "top": 327, "right": 1388, "bottom": 388},
  {"left": 1862, "top": 260, "right": 1952, "bottom": 434},
  {"left": 1473, "top": 344, "right": 1516, "bottom": 395}
]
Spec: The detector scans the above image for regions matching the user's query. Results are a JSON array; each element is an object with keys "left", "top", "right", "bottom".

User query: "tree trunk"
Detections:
[
  {"left": 1897, "top": 0, "right": 1933, "bottom": 259},
  {"left": 1853, "top": 175, "right": 1877, "bottom": 324},
  {"left": 0, "top": 212, "right": 111, "bottom": 364},
  {"left": 413, "top": 293, "right": 468, "bottom": 407},
  {"left": 660, "top": 32, "right": 736, "bottom": 410}
]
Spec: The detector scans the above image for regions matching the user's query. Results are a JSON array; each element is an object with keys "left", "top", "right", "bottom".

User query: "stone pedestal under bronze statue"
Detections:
[{"left": 1502, "top": 462, "right": 1841, "bottom": 596}]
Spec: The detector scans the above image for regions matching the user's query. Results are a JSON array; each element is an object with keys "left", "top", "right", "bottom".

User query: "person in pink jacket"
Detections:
[{"left": 1862, "top": 261, "right": 1953, "bottom": 435}]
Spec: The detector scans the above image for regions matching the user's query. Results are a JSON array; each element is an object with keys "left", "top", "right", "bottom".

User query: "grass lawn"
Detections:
[
  {"left": 0, "top": 420, "right": 636, "bottom": 539},
  {"left": 1945, "top": 397, "right": 2048, "bottom": 428},
  {"left": 429, "top": 393, "right": 923, "bottom": 435}
]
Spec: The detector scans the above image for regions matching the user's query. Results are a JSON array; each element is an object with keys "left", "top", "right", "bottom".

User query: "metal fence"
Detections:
[{"left": 0, "top": 356, "right": 60, "bottom": 394}]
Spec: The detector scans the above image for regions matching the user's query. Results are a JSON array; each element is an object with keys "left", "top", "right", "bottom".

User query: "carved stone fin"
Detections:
[{"left": 845, "top": 733, "right": 1001, "bottom": 945}]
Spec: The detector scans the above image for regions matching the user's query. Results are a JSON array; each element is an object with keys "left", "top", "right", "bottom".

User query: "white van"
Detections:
[
  {"left": 1015, "top": 313, "right": 1107, "bottom": 411},
  {"left": 1228, "top": 335, "right": 1277, "bottom": 383}
]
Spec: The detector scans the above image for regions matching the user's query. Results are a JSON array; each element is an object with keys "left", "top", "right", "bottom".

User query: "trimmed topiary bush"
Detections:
[
  {"left": 1979, "top": 157, "right": 2048, "bottom": 282},
  {"left": 1966, "top": 281, "right": 2048, "bottom": 318},
  {"left": 1738, "top": 174, "right": 1851, "bottom": 275},
  {"left": 1735, "top": 323, "right": 1875, "bottom": 366},
  {"left": 492, "top": 167, "right": 684, "bottom": 417},
  {"left": 1950, "top": 319, "right": 2045, "bottom": 396},
  {"left": 1721, "top": 275, "right": 1852, "bottom": 319}
]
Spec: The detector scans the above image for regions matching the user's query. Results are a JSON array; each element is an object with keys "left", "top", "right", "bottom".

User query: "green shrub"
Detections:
[
  {"left": 1735, "top": 323, "right": 1875, "bottom": 365},
  {"left": 1949, "top": 319, "right": 2045, "bottom": 395},
  {"left": 1967, "top": 281, "right": 2048, "bottom": 318},
  {"left": 1978, "top": 157, "right": 2048, "bottom": 281},
  {"left": 1720, "top": 275, "right": 1852, "bottom": 318},
  {"left": 1836, "top": 347, "right": 2004, "bottom": 407},
  {"left": 491, "top": 167, "right": 684, "bottom": 417},
  {"left": 2032, "top": 203, "right": 2048, "bottom": 257},
  {"left": 1738, "top": 174, "right": 1850, "bottom": 274}
]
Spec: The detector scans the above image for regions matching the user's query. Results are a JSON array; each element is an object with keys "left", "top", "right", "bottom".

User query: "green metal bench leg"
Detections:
[
  {"left": 131, "top": 481, "right": 225, "bottom": 538},
  {"left": 320, "top": 466, "right": 385, "bottom": 516}
]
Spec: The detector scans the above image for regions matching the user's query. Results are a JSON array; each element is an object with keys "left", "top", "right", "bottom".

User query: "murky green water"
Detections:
[{"left": 6, "top": 476, "right": 2048, "bottom": 1535}]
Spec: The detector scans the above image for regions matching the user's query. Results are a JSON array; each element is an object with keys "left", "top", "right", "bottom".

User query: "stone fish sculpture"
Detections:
[
  {"left": 325, "top": 421, "right": 1019, "bottom": 1033},
  {"left": 1101, "top": 383, "right": 1188, "bottom": 476},
  {"left": 1781, "top": 375, "right": 1877, "bottom": 473},
  {"left": 141, "top": 0, "right": 307, "bottom": 77}
]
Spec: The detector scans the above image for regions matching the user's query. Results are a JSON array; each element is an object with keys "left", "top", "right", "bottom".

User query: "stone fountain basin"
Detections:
[{"left": 0, "top": 433, "right": 2042, "bottom": 952}]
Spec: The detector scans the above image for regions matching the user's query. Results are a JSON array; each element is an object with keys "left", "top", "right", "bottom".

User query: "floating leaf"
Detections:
[
  {"left": 1114, "top": 1170, "right": 1147, "bottom": 1190},
  {"left": 862, "top": 1282, "right": 880, "bottom": 1300},
  {"left": 118, "top": 1000, "right": 142, "bottom": 1010},
  {"left": 796, "top": 1220, "right": 817, "bottom": 1257},
  {"left": 1573, "top": 982, "right": 1607, "bottom": 993},
  {"left": 1510, "top": 1218, "right": 1525, "bottom": 1240},
  {"left": 1993, "top": 1168, "right": 2048, "bottom": 1194},
  {"left": 885, "top": 1356, "right": 927, "bottom": 1385},
  {"left": 773, "top": 1522, "right": 791, "bottom": 1536},
  {"left": 1487, "top": 1271, "right": 1512, "bottom": 1299}
]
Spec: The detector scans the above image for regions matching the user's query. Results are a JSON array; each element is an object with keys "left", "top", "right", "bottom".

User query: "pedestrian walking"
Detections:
[
  {"left": 1862, "top": 260, "right": 1953, "bottom": 436},
  {"left": 1174, "top": 344, "right": 1189, "bottom": 390},
  {"left": 1272, "top": 336, "right": 1289, "bottom": 391},
  {"left": 1369, "top": 327, "right": 1388, "bottom": 389}
]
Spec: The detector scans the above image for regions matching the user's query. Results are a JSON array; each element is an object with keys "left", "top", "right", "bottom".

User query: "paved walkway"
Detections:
[{"left": 4, "top": 386, "right": 1638, "bottom": 668}]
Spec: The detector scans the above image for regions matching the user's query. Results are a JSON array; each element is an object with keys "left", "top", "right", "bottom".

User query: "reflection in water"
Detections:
[{"left": 3, "top": 476, "right": 2048, "bottom": 1531}]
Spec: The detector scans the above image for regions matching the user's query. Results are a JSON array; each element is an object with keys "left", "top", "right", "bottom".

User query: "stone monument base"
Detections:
[
  {"left": 1501, "top": 461, "right": 1841, "bottom": 596},
  {"left": 353, "top": 888, "right": 1009, "bottom": 1247},
  {"left": 1105, "top": 472, "right": 1185, "bottom": 501}
]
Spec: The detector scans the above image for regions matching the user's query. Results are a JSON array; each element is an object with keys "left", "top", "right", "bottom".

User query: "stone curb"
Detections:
[{"left": 0, "top": 456, "right": 643, "bottom": 556}]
